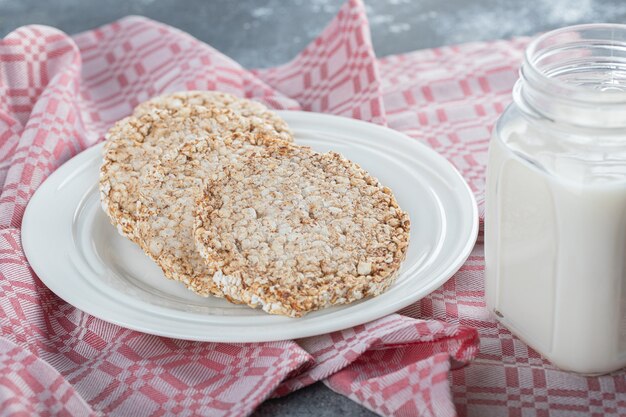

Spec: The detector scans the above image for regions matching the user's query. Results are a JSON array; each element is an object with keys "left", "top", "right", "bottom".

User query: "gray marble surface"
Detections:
[
  {"left": 2, "top": 0, "right": 625, "bottom": 416},
  {"left": 2, "top": 0, "right": 626, "bottom": 68}
]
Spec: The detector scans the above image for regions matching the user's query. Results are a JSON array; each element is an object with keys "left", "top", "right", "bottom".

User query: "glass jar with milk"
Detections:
[{"left": 485, "top": 24, "right": 626, "bottom": 374}]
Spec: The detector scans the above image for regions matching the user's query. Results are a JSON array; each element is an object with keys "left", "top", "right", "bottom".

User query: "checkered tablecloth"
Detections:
[{"left": 0, "top": 0, "right": 624, "bottom": 416}]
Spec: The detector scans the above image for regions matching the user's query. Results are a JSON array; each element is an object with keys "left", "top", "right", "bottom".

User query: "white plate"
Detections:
[{"left": 22, "top": 111, "right": 478, "bottom": 342}]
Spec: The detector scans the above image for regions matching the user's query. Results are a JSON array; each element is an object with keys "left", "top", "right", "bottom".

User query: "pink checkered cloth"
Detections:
[{"left": 0, "top": 0, "right": 623, "bottom": 416}]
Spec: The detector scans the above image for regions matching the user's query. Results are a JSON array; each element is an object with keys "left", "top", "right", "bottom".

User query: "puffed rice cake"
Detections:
[
  {"left": 194, "top": 142, "right": 410, "bottom": 317},
  {"left": 133, "top": 91, "right": 292, "bottom": 142},
  {"left": 99, "top": 94, "right": 293, "bottom": 297}
]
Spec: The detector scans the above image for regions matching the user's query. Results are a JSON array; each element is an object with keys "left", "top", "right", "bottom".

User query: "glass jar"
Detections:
[{"left": 485, "top": 24, "right": 626, "bottom": 374}]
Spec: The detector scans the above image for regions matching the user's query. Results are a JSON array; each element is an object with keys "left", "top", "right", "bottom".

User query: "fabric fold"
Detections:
[
  {"left": 0, "top": 25, "right": 84, "bottom": 229},
  {"left": 254, "top": 0, "right": 387, "bottom": 126},
  {"left": 274, "top": 315, "right": 478, "bottom": 398},
  {"left": 0, "top": 337, "right": 96, "bottom": 417}
]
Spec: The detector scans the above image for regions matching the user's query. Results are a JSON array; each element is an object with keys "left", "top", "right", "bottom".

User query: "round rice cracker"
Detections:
[
  {"left": 99, "top": 104, "right": 292, "bottom": 298},
  {"left": 132, "top": 90, "right": 292, "bottom": 142},
  {"left": 194, "top": 142, "right": 410, "bottom": 317},
  {"left": 100, "top": 91, "right": 293, "bottom": 241}
]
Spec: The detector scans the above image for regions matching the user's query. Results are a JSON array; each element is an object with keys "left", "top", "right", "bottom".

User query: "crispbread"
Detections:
[
  {"left": 133, "top": 91, "right": 292, "bottom": 142},
  {"left": 99, "top": 98, "right": 292, "bottom": 297},
  {"left": 194, "top": 142, "right": 410, "bottom": 317},
  {"left": 100, "top": 91, "right": 292, "bottom": 241}
]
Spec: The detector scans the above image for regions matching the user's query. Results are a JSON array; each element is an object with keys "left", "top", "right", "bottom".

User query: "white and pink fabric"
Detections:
[{"left": 0, "top": 0, "right": 623, "bottom": 416}]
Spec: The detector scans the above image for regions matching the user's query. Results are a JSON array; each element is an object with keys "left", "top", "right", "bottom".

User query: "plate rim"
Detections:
[{"left": 21, "top": 110, "right": 479, "bottom": 342}]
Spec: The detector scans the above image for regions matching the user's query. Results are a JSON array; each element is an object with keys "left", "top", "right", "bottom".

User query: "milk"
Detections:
[{"left": 485, "top": 119, "right": 626, "bottom": 374}]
